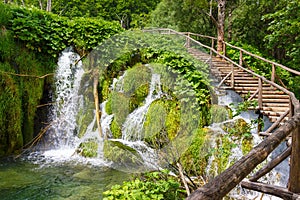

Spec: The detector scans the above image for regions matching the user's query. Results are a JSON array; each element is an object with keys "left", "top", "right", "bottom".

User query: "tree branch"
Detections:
[{"left": 0, "top": 70, "right": 54, "bottom": 79}]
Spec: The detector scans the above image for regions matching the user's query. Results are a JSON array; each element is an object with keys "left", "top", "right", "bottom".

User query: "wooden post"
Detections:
[
  {"left": 210, "top": 38, "right": 214, "bottom": 56},
  {"left": 271, "top": 64, "right": 276, "bottom": 82},
  {"left": 258, "top": 78, "right": 263, "bottom": 109},
  {"left": 186, "top": 32, "right": 190, "bottom": 48},
  {"left": 289, "top": 97, "right": 294, "bottom": 119},
  {"left": 231, "top": 64, "right": 234, "bottom": 88},
  {"left": 239, "top": 50, "right": 243, "bottom": 67},
  {"left": 187, "top": 114, "right": 300, "bottom": 200},
  {"left": 210, "top": 39, "right": 214, "bottom": 68},
  {"left": 223, "top": 42, "right": 226, "bottom": 57},
  {"left": 288, "top": 125, "right": 300, "bottom": 193}
]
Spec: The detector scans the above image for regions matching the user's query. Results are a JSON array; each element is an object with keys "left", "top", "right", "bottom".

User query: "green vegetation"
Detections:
[
  {"left": 0, "top": 30, "right": 51, "bottom": 156},
  {"left": 77, "top": 139, "right": 98, "bottom": 158},
  {"left": 103, "top": 171, "right": 184, "bottom": 200},
  {"left": 8, "top": 5, "right": 121, "bottom": 57},
  {"left": 0, "top": 2, "right": 122, "bottom": 156},
  {"left": 143, "top": 99, "right": 180, "bottom": 148},
  {"left": 179, "top": 128, "right": 210, "bottom": 176}
]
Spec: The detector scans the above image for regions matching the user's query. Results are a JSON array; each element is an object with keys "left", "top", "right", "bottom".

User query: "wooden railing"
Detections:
[{"left": 143, "top": 28, "right": 300, "bottom": 199}]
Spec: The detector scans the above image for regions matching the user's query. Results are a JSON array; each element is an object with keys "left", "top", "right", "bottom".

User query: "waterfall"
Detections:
[
  {"left": 122, "top": 73, "right": 163, "bottom": 141},
  {"left": 46, "top": 47, "right": 84, "bottom": 148}
]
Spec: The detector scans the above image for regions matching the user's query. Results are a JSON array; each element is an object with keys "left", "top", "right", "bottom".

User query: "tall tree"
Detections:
[{"left": 46, "top": 0, "right": 51, "bottom": 12}]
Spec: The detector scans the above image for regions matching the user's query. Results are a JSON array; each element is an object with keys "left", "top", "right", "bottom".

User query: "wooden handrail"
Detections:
[
  {"left": 224, "top": 42, "right": 300, "bottom": 76},
  {"left": 143, "top": 28, "right": 300, "bottom": 113},
  {"left": 144, "top": 28, "right": 300, "bottom": 199}
]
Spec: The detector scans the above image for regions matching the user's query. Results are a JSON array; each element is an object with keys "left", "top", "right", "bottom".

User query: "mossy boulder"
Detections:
[
  {"left": 76, "top": 139, "right": 98, "bottom": 158},
  {"left": 110, "top": 118, "right": 122, "bottom": 139},
  {"left": 143, "top": 99, "right": 180, "bottom": 148},
  {"left": 179, "top": 128, "right": 211, "bottom": 176},
  {"left": 103, "top": 140, "right": 143, "bottom": 170},
  {"left": 210, "top": 105, "right": 231, "bottom": 124}
]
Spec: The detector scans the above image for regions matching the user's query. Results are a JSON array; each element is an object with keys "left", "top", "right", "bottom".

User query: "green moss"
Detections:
[
  {"left": 123, "top": 63, "right": 151, "bottom": 95},
  {"left": 179, "top": 128, "right": 210, "bottom": 176},
  {"left": 103, "top": 140, "right": 143, "bottom": 169},
  {"left": 143, "top": 99, "right": 180, "bottom": 148},
  {"left": 129, "top": 83, "right": 149, "bottom": 110},
  {"left": 110, "top": 91, "right": 130, "bottom": 125},
  {"left": 210, "top": 105, "right": 230, "bottom": 124},
  {"left": 0, "top": 71, "right": 23, "bottom": 156},
  {"left": 110, "top": 118, "right": 122, "bottom": 139},
  {"left": 77, "top": 139, "right": 98, "bottom": 157}
]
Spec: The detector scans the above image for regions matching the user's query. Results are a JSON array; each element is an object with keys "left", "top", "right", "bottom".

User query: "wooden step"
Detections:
[
  {"left": 234, "top": 87, "right": 277, "bottom": 91},
  {"left": 262, "top": 99, "right": 290, "bottom": 103},
  {"left": 262, "top": 107, "right": 289, "bottom": 112},
  {"left": 263, "top": 102, "right": 290, "bottom": 107}
]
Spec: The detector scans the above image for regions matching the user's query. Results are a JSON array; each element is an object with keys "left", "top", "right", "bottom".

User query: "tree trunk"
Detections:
[
  {"left": 38, "top": 0, "right": 43, "bottom": 10},
  {"left": 217, "top": 0, "right": 226, "bottom": 55},
  {"left": 187, "top": 114, "right": 300, "bottom": 200},
  {"left": 46, "top": 0, "right": 52, "bottom": 12},
  {"left": 93, "top": 70, "right": 103, "bottom": 138}
]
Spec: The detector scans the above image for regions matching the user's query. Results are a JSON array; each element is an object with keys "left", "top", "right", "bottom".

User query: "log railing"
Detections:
[{"left": 143, "top": 28, "right": 300, "bottom": 199}]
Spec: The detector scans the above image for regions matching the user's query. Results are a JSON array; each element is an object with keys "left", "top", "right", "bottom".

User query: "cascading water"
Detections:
[
  {"left": 122, "top": 73, "right": 163, "bottom": 141},
  {"left": 209, "top": 85, "right": 287, "bottom": 200},
  {"left": 46, "top": 47, "right": 84, "bottom": 149}
]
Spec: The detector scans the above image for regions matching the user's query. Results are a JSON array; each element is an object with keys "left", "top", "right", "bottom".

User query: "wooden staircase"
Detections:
[
  {"left": 188, "top": 48, "right": 290, "bottom": 123},
  {"left": 144, "top": 28, "right": 300, "bottom": 199}
]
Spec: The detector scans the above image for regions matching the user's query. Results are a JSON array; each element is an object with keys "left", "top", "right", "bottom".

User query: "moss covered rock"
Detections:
[
  {"left": 210, "top": 104, "right": 231, "bottom": 124},
  {"left": 103, "top": 140, "right": 143, "bottom": 170},
  {"left": 179, "top": 128, "right": 211, "bottom": 176},
  {"left": 143, "top": 99, "right": 180, "bottom": 148},
  {"left": 76, "top": 139, "right": 98, "bottom": 158}
]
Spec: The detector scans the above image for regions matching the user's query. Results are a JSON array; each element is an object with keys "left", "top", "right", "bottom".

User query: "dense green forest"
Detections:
[{"left": 0, "top": 0, "right": 299, "bottom": 198}]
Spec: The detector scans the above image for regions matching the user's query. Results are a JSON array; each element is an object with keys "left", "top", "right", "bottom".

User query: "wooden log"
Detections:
[
  {"left": 177, "top": 162, "right": 190, "bottom": 196},
  {"left": 288, "top": 126, "right": 300, "bottom": 193},
  {"left": 241, "top": 180, "right": 300, "bottom": 200},
  {"left": 93, "top": 71, "right": 103, "bottom": 138},
  {"left": 186, "top": 114, "right": 300, "bottom": 200},
  {"left": 249, "top": 146, "right": 291, "bottom": 181},
  {"left": 260, "top": 109, "right": 289, "bottom": 135}
]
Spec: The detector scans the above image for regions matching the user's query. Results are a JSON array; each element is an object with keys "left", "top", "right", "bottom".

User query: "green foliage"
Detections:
[
  {"left": 179, "top": 128, "right": 210, "bottom": 176},
  {"left": 263, "top": 1, "right": 300, "bottom": 70},
  {"left": 3, "top": 4, "right": 122, "bottom": 57},
  {"left": 103, "top": 171, "right": 184, "bottom": 200},
  {"left": 150, "top": 0, "right": 215, "bottom": 35},
  {"left": 226, "top": 41, "right": 273, "bottom": 78}
]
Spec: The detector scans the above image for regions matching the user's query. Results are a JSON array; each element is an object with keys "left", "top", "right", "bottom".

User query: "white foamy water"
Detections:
[
  {"left": 46, "top": 48, "right": 84, "bottom": 148},
  {"left": 122, "top": 73, "right": 163, "bottom": 141}
]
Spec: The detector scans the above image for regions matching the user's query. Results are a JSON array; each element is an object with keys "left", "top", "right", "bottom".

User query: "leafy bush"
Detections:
[
  {"left": 2, "top": 3, "right": 122, "bottom": 57},
  {"left": 103, "top": 171, "right": 184, "bottom": 200}
]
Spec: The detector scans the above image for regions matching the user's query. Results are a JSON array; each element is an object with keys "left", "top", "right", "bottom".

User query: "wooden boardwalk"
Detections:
[
  {"left": 188, "top": 48, "right": 290, "bottom": 123},
  {"left": 144, "top": 28, "right": 300, "bottom": 199}
]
